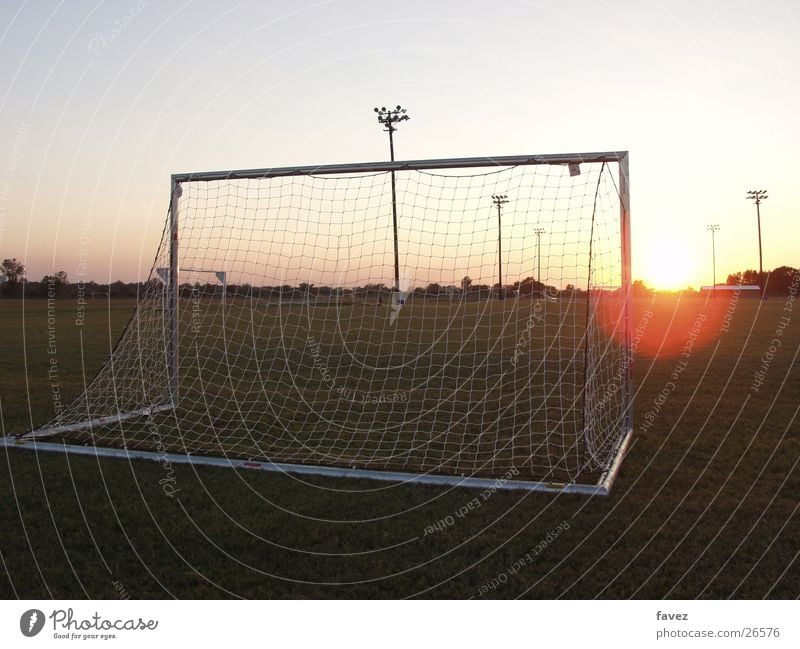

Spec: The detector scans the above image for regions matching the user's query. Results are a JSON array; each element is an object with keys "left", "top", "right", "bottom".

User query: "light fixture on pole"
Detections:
[
  {"left": 492, "top": 194, "right": 509, "bottom": 300},
  {"left": 746, "top": 189, "right": 768, "bottom": 298},
  {"left": 374, "top": 106, "right": 410, "bottom": 298},
  {"left": 706, "top": 224, "right": 720, "bottom": 298},
  {"left": 533, "top": 227, "right": 546, "bottom": 297}
]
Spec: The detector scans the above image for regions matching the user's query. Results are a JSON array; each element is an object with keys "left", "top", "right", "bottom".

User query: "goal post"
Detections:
[{"left": 8, "top": 151, "right": 633, "bottom": 495}]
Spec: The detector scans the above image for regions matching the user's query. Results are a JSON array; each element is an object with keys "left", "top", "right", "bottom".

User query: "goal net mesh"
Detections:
[{"left": 30, "top": 160, "right": 629, "bottom": 484}]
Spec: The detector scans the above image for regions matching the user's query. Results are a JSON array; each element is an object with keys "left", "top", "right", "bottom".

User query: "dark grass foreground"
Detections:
[{"left": 1, "top": 295, "right": 798, "bottom": 598}]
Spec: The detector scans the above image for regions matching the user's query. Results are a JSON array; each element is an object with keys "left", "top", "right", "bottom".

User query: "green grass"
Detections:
[
  {"left": 26, "top": 295, "right": 607, "bottom": 482},
  {"left": 1, "top": 293, "right": 798, "bottom": 598}
]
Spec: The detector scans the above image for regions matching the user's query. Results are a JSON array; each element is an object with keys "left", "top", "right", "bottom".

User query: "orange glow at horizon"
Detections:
[
  {"left": 638, "top": 240, "right": 700, "bottom": 291},
  {"left": 597, "top": 293, "right": 729, "bottom": 360}
]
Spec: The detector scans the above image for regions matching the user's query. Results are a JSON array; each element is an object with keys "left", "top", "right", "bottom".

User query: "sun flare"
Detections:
[{"left": 640, "top": 242, "right": 698, "bottom": 291}]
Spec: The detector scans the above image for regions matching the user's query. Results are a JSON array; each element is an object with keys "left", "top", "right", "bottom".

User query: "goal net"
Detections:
[{"left": 18, "top": 153, "right": 632, "bottom": 493}]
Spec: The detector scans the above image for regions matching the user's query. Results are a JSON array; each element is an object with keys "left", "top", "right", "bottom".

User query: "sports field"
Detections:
[
  {"left": 1, "top": 292, "right": 798, "bottom": 598},
  {"left": 14, "top": 294, "right": 626, "bottom": 485}
]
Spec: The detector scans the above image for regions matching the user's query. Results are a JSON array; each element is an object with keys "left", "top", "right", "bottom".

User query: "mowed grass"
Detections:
[
  {"left": 54, "top": 296, "right": 603, "bottom": 482},
  {"left": 1, "top": 293, "right": 798, "bottom": 598}
]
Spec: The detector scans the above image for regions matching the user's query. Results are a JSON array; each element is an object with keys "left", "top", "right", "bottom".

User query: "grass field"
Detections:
[
  {"left": 1, "top": 291, "right": 798, "bottom": 598},
  {"left": 20, "top": 293, "right": 623, "bottom": 484}
]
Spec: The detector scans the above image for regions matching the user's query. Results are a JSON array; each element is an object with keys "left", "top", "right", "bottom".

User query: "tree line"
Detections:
[
  {"left": 3, "top": 257, "right": 796, "bottom": 299},
  {"left": 1, "top": 258, "right": 143, "bottom": 299},
  {"left": 631, "top": 266, "right": 797, "bottom": 296},
  {"left": 1, "top": 259, "right": 571, "bottom": 300}
]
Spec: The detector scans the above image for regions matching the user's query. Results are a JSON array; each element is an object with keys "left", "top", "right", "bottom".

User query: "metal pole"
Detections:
[
  {"left": 491, "top": 195, "right": 508, "bottom": 300},
  {"left": 712, "top": 228, "right": 716, "bottom": 298},
  {"left": 533, "top": 227, "right": 545, "bottom": 298},
  {"left": 756, "top": 200, "right": 764, "bottom": 297},
  {"left": 746, "top": 190, "right": 767, "bottom": 299},
  {"left": 173, "top": 151, "right": 630, "bottom": 183},
  {"left": 618, "top": 154, "right": 633, "bottom": 438},
  {"left": 389, "top": 125, "right": 400, "bottom": 294},
  {"left": 168, "top": 180, "right": 181, "bottom": 405},
  {"left": 374, "top": 106, "right": 409, "bottom": 296},
  {"left": 707, "top": 224, "right": 719, "bottom": 298},
  {"left": 537, "top": 233, "right": 541, "bottom": 292},
  {"left": 497, "top": 202, "right": 503, "bottom": 300}
]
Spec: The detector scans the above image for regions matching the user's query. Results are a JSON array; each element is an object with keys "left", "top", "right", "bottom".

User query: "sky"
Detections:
[{"left": 0, "top": 0, "right": 797, "bottom": 291}]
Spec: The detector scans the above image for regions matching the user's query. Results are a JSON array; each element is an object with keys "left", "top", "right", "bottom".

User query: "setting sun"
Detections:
[{"left": 640, "top": 240, "right": 699, "bottom": 291}]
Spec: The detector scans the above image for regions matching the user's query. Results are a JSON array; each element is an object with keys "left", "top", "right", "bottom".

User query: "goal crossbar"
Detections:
[{"left": 172, "top": 151, "right": 629, "bottom": 182}]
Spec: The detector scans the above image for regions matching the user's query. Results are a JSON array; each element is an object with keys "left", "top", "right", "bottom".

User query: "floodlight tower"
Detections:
[
  {"left": 706, "top": 224, "right": 720, "bottom": 298},
  {"left": 492, "top": 194, "right": 509, "bottom": 300},
  {"left": 533, "top": 227, "right": 546, "bottom": 296},
  {"left": 746, "top": 190, "right": 767, "bottom": 297},
  {"left": 374, "top": 105, "right": 410, "bottom": 296}
]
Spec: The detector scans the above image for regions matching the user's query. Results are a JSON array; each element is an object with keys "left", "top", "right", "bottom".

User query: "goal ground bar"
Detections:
[
  {"left": 18, "top": 404, "right": 175, "bottom": 439},
  {"left": 1, "top": 427, "right": 633, "bottom": 496}
]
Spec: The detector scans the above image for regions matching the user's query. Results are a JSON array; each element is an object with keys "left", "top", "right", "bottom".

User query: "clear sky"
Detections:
[{"left": 0, "top": 0, "right": 797, "bottom": 290}]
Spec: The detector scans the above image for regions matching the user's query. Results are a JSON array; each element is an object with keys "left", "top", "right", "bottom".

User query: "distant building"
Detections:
[{"left": 700, "top": 284, "right": 760, "bottom": 297}]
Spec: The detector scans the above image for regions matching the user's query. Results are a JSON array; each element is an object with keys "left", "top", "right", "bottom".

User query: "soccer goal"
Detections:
[{"left": 8, "top": 152, "right": 633, "bottom": 495}]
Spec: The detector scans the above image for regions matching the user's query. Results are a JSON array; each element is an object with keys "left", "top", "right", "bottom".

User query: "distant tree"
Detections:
[
  {"left": 110, "top": 280, "right": 134, "bottom": 298},
  {"left": 632, "top": 279, "right": 653, "bottom": 296},
  {"left": 40, "top": 272, "right": 69, "bottom": 297},
  {"left": 765, "top": 266, "right": 798, "bottom": 295},
  {"left": 1, "top": 258, "right": 24, "bottom": 282},
  {"left": 1, "top": 258, "right": 25, "bottom": 297},
  {"left": 425, "top": 282, "right": 442, "bottom": 295},
  {"left": 516, "top": 276, "right": 547, "bottom": 297},
  {"left": 726, "top": 269, "right": 759, "bottom": 286},
  {"left": 461, "top": 276, "right": 472, "bottom": 293}
]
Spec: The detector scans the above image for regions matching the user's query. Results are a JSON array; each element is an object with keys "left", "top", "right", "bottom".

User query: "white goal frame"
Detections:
[{"left": 5, "top": 151, "right": 633, "bottom": 495}]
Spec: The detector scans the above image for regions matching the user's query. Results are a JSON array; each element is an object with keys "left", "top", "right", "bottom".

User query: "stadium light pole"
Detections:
[
  {"left": 492, "top": 194, "right": 509, "bottom": 300},
  {"left": 374, "top": 105, "right": 410, "bottom": 296},
  {"left": 706, "top": 224, "right": 720, "bottom": 298},
  {"left": 533, "top": 227, "right": 546, "bottom": 296},
  {"left": 746, "top": 189, "right": 767, "bottom": 298}
]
